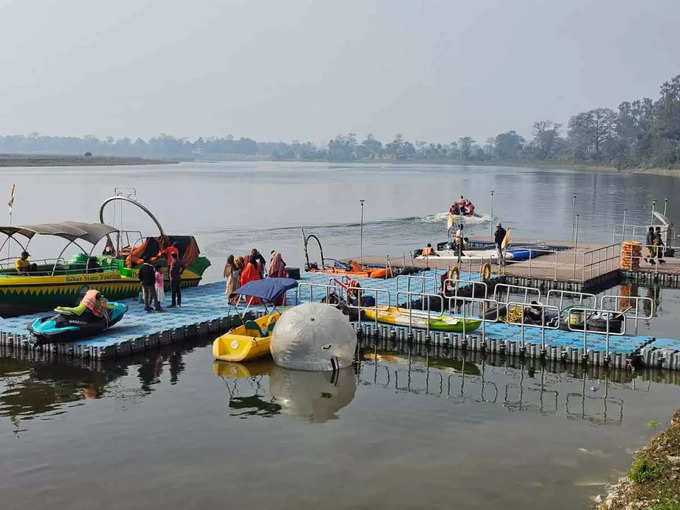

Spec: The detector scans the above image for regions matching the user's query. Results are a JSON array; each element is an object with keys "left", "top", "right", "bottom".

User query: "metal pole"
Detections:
[
  {"left": 571, "top": 194, "right": 576, "bottom": 242},
  {"left": 651, "top": 200, "right": 656, "bottom": 225},
  {"left": 573, "top": 214, "right": 580, "bottom": 280},
  {"left": 490, "top": 190, "right": 495, "bottom": 238},
  {"left": 360, "top": 199, "right": 365, "bottom": 265},
  {"left": 621, "top": 209, "right": 627, "bottom": 242},
  {"left": 663, "top": 198, "right": 668, "bottom": 217}
]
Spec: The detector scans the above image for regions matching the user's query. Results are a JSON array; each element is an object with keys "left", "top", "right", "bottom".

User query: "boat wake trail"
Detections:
[{"left": 421, "top": 212, "right": 493, "bottom": 225}]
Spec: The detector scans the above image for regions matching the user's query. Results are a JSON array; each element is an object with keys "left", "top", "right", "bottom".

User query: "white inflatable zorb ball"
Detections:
[{"left": 271, "top": 302, "right": 357, "bottom": 371}]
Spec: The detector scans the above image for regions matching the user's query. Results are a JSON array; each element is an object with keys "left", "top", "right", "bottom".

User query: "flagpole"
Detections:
[{"left": 7, "top": 184, "right": 15, "bottom": 262}]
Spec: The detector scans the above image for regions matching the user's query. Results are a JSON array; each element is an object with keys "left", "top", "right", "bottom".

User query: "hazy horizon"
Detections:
[{"left": 1, "top": 0, "right": 678, "bottom": 144}]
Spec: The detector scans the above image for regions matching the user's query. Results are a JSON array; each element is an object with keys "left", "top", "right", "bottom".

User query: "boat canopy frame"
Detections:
[{"left": 0, "top": 221, "right": 119, "bottom": 276}]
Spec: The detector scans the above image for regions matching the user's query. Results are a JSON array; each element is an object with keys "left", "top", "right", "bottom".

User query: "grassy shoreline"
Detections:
[
  {"left": 0, "top": 154, "right": 175, "bottom": 167},
  {"left": 597, "top": 409, "right": 680, "bottom": 509}
]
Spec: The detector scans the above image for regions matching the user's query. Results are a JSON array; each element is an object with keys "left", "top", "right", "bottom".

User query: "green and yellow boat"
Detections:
[{"left": 0, "top": 197, "right": 210, "bottom": 317}]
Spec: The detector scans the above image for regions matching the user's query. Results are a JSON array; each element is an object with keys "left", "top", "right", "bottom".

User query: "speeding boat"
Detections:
[
  {"left": 363, "top": 306, "right": 481, "bottom": 333},
  {"left": 0, "top": 195, "right": 210, "bottom": 317},
  {"left": 30, "top": 301, "right": 128, "bottom": 345},
  {"left": 212, "top": 278, "right": 298, "bottom": 362}
]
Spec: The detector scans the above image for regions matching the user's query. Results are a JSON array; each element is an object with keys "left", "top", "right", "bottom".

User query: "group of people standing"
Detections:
[
  {"left": 224, "top": 248, "right": 288, "bottom": 304},
  {"left": 645, "top": 226, "right": 667, "bottom": 264},
  {"left": 138, "top": 243, "right": 184, "bottom": 312}
]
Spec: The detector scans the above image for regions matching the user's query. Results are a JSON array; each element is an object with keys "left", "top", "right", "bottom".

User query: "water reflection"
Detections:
[
  {"left": 213, "top": 361, "right": 357, "bottom": 423},
  {"left": 0, "top": 340, "right": 196, "bottom": 433},
  {"left": 2, "top": 333, "right": 680, "bottom": 432}
]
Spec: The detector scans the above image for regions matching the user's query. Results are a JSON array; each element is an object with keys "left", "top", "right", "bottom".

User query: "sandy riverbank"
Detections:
[{"left": 0, "top": 154, "right": 175, "bottom": 167}]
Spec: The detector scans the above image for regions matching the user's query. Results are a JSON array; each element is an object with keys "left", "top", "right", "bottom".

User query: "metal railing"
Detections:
[
  {"left": 504, "top": 301, "right": 560, "bottom": 350},
  {"left": 582, "top": 243, "right": 621, "bottom": 281},
  {"left": 493, "top": 283, "right": 541, "bottom": 305},
  {"left": 546, "top": 289, "right": 597, "bottom": 312},
  {"left": 566, "top": 306, "right": 627, "bottom": 355}
]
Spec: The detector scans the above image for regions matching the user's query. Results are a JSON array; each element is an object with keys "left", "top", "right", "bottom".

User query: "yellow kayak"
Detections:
[
  {"left": 212, "top": 312, "right": 280, "bottom": 362},
  {"left": 363, "top": 306, "right": 481, "bottom": 332}
]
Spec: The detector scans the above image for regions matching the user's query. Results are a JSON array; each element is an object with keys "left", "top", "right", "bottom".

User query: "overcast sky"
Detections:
[{"left": 0, "top": 0, "right": 678, "bottom": 144}]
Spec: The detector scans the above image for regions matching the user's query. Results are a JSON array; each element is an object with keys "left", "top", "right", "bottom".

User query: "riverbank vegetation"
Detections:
[
  {"left": 598, "top": 409, "right": 680, "bottom": 509},
  {"left": 0, "top": 154, "right": 169, "bottom": 167},
  {"left": 1, "top": 74, "right": 679, "bottom": 170}
]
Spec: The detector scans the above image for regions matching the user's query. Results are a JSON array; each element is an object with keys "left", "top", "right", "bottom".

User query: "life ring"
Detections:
[
  {"left": 481, "top": 263, "right": 492, "bottom": 282},
  {"left": 442, "top": 266, "right": 459, "bottom": 293}
]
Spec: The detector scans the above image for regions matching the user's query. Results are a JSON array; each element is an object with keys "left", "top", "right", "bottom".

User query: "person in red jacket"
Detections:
[{"left": 240, "top": 255, "right": 262, "bottom": 305}]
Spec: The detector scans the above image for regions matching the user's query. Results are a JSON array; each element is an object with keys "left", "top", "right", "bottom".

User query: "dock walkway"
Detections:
[
  {"left": 1, "top": 270, "right": 678, "bottom": 370},
  {"left": 359, "top": 237, "right": 680, "bottom": 291}
]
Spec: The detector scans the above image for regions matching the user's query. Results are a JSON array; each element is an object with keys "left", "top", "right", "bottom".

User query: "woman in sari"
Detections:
[
  {"left": 224, "top": 255, "right": 241, "bottom": 304},
  {"left": 240, "top": 255, "right": 262, "bottom": 305},
  {"left": 268, "top": 251, "right": 287, "bottom": 278}
]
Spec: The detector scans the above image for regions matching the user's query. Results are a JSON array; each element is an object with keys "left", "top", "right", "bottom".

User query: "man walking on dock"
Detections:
[
  {"left": 494, "top": 222, "right": 507, "bottom": 266},
  {"left": 169, "top": 251, "right": 183, "bottom": 307}
]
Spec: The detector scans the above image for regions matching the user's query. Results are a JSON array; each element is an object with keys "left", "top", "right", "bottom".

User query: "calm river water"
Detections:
[{"left": 1, "top": 161, "right": 680, "bottom": 509}]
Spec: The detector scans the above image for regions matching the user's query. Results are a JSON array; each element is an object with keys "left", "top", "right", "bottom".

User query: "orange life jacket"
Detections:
[{"left": 423, "top": 247, "right": 435, "bottom": 256}]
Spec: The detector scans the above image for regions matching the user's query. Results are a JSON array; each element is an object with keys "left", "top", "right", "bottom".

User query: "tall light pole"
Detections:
[
  {"left": 571, "top": 194, "right": 576, "bottom": 243},
  {"left": 360, "top": 199, "right": 365, "bottom": 265},
  {"left": 490, "top": 190, "right": 495, "bottom": 238}
]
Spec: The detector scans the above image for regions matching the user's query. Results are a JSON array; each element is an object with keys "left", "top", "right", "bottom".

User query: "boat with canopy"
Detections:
[{"left": 0, "top": 196, "right": 210, "bottom": 317}]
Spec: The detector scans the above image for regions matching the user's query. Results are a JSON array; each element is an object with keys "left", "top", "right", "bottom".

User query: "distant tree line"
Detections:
[{"left": 1, "top": 74, "right": 679, "bottom": 169}]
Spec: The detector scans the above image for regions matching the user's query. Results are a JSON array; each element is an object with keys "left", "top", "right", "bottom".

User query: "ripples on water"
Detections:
[
  {"left": 2, "top": 162, "right": 680, "bottom": 508},
  {"left": 1, "top": 336, "right": 680, "bottom": 509}
]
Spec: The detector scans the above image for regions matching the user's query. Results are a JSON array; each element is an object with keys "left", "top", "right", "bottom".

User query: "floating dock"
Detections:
[
  {"left": 0, "top": 269, "right": 679, "bottom": 370},
  {"left": 360, "top": 237, "right": 680, "bottom": 292}
]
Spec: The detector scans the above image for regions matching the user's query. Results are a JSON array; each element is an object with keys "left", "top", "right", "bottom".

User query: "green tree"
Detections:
[
  {"left": 458, "top": 137, "right": 474, "bottom": 161},
  {"left": 494, "top": 130, "right": 525, "bottom": 160}
]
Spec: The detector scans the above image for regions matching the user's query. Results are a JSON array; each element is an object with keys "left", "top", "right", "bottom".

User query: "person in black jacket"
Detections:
[
  {"left": 494, "top": 223, "right": 507, "bottom": 266},
  {"left": 168, "top": 252, "right": 183, "bottom": 307},
  {"left": 138, "top": 261, "right": 161, "bottom": 312}
]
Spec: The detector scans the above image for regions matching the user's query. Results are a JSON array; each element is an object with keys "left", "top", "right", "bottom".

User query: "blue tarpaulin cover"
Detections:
[{"left": 230, "top": 277, "right": 298, "bottom": 303}]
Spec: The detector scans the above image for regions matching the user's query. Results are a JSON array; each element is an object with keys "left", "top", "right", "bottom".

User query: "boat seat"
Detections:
[{"left": 243, "top": 317, "right": 277, "bottom": 338}]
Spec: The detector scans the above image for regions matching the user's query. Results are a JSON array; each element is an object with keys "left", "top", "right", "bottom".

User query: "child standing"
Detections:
[{"left": 155, "top": 268, "right": 165, "bottom": 305}]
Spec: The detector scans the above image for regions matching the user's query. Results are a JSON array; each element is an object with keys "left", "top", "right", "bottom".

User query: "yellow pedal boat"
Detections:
[{"left": 212, "top": 312, "right": 280, "bottom": 362}]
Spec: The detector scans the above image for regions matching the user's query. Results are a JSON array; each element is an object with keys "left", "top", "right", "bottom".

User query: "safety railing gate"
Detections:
[
  {"left": 493, "top": 283, "right": 541, "bottom": 305},
  {"left": 566, "top": 306, "right": 627, "bottom": 356},
  {"left": 442, "top": 278, "right": 488, "bottom": 300},
  {"left": 504, "top": 302, "right": 560, "bottom": 351},
  {"left": 394, "top": 291, "right": 444, "bottom": 337},
  {"left": 599, "top": 295, "right": 655, "bottom": 335},
  {"left": 396, "top": 274, "right": 439, "bottom": 295},
  {"left": 546, "top": 289, "right": 597, "bottom": 312},
  {"left": 445, "top": 295, "right": 500, "bottom": 341}
]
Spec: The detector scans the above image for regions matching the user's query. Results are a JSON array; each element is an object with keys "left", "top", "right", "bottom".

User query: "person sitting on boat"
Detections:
[
  {"left": 15, "top": 251, "right": 36, "bottom": 274},
  {"left": 645, "top": 226, "right": 656, "bottom": 264},
  {"left": 465, "top": 200, "right": 475, "bottom": 216},
  {"left": 450, "top": 203, "right": 461, "bottom": 216},
  {"left": 102, "top": 236, "right": 115, "bottom": 256},
  {"left": 56, "top": 289, "right": 115, "bottom": 321},
  {"left": 422, "top": 243, "right": 439, "bottom": 256}
]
